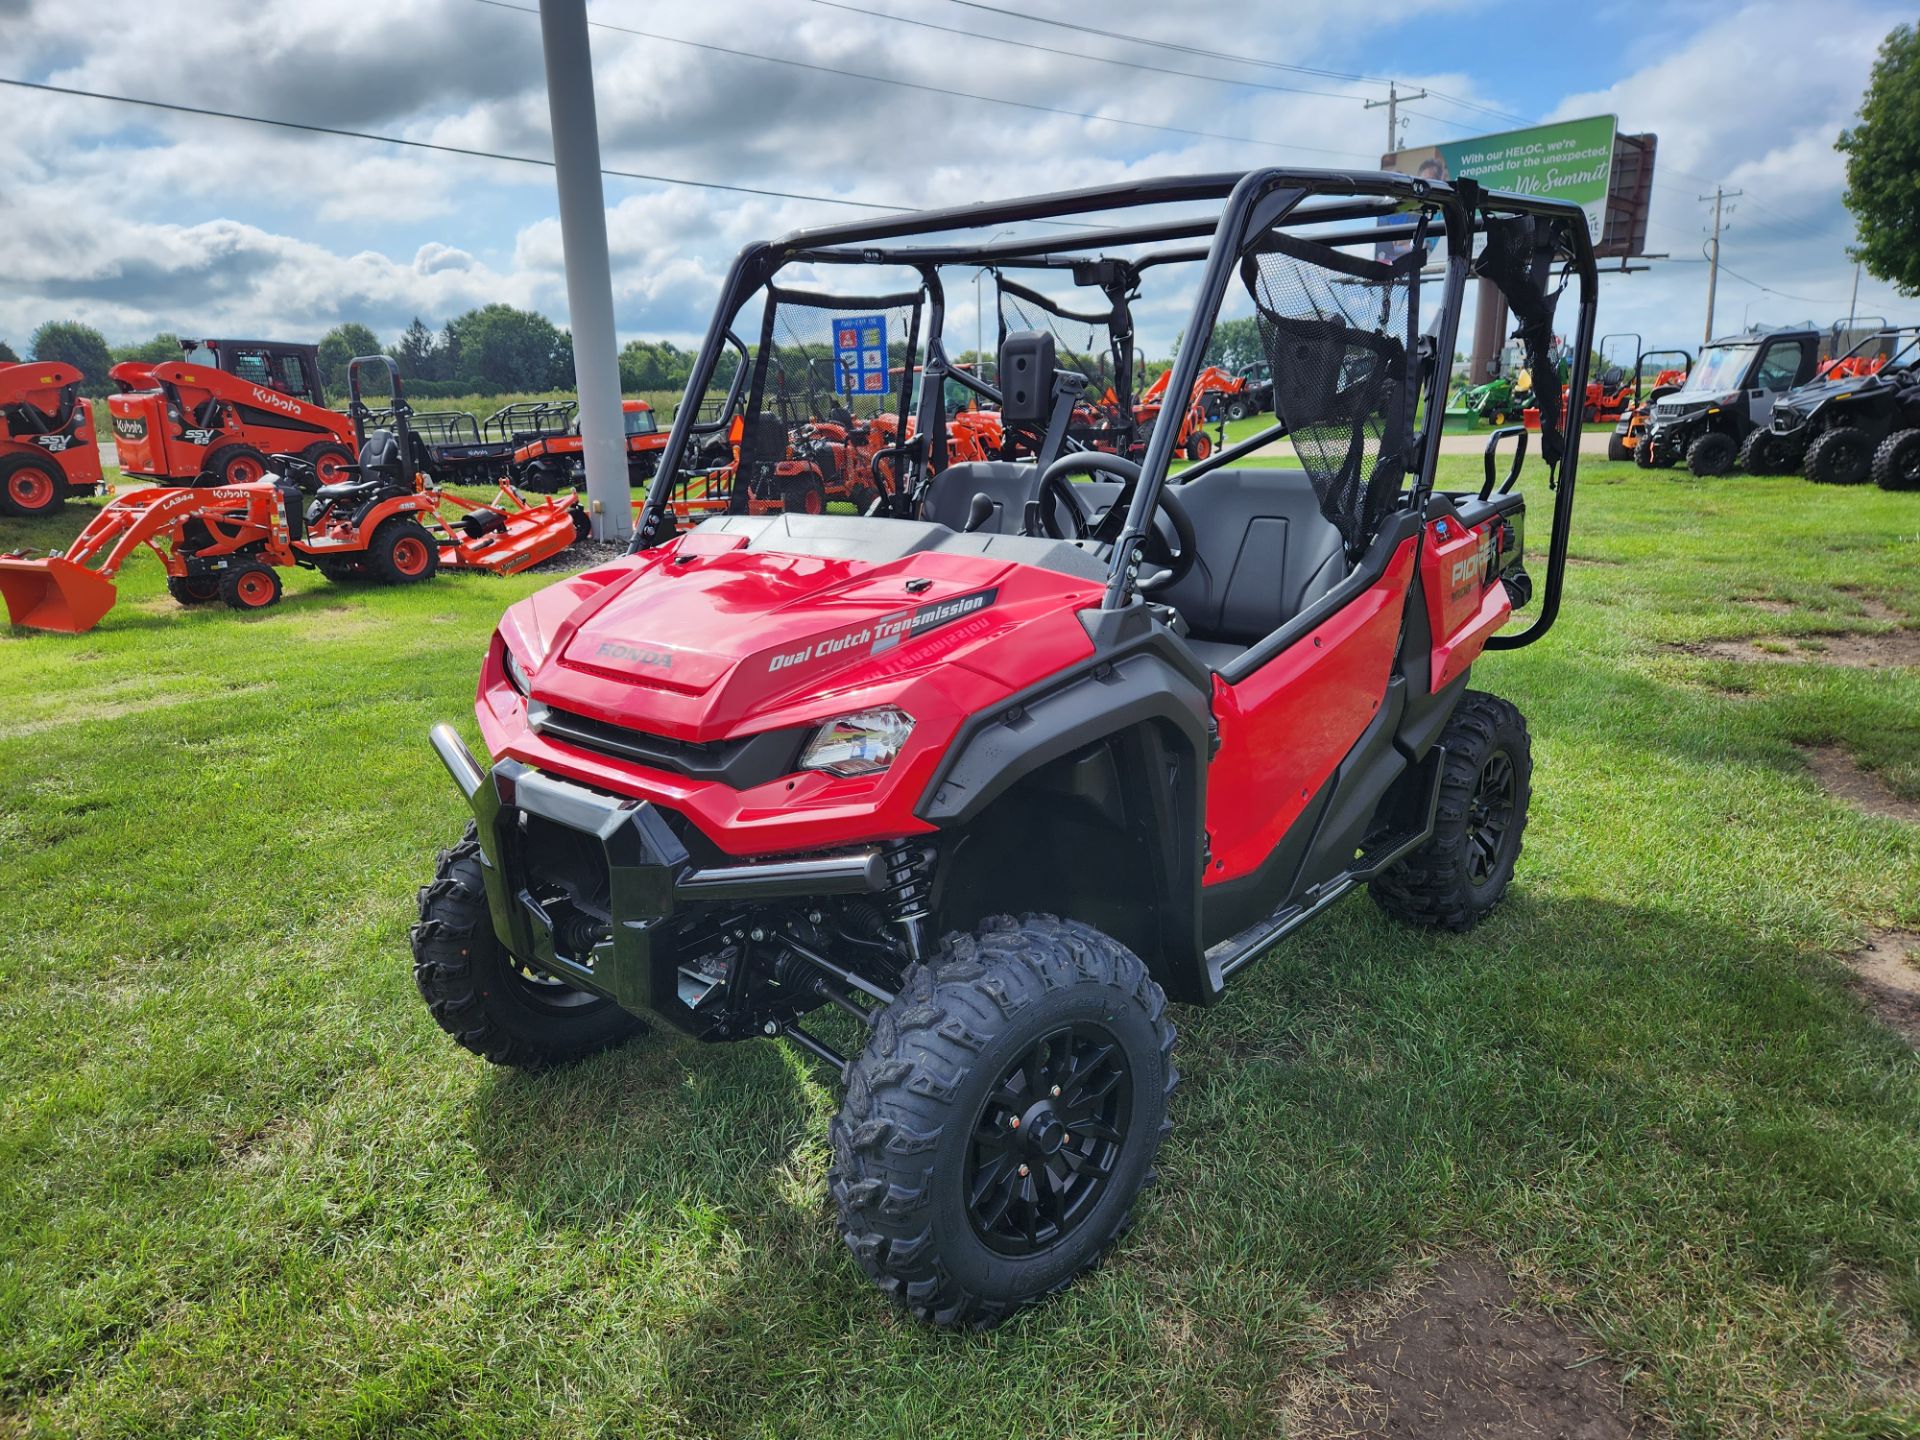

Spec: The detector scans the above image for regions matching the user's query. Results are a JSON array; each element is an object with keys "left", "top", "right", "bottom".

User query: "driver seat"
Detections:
[{"left": 919, "top": 460, "right": 1035, "bottom": 533}]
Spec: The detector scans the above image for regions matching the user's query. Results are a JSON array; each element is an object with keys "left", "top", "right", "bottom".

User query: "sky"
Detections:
[{"left": 0, "top": 0, "right": 1909, "bottom": 367}]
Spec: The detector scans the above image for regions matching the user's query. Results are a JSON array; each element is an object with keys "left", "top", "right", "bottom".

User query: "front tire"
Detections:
[
  {"left": 782, "top": 474, "right": 827, "bottom": 515},
  {"left": 1738, "top": 427, "right": 1797, "bottom": 475},
  {"left": 1184, "top": 432, "right": 1213, "bottom": 462},
  {"left": 0, "top": 454, "right": 65, "bottom": 517},
  {"left": 1871, "top": 428, "right": 1920, "bottom": 491},
  {"left": 1606, "top": 431, "right": 1629, "bottom": 463},
  {"left": 1370, "top": 691, "right": 1531, "bottom": 931},
  {"left": 1686, "top": 430, "right": 1737, "bottom": 476},
  {"left": 830, "top": 914, "right": 1176, "bottom": 1329},
  {"left": 410, "top": 824, "right": 647, "bottom": 1069},
  {"left": 218, "top": 563, "right": 283, "bottom": 612},
  {"left": 1805, "top": 427, "right": 1873, "bottom": 486},
  {"left": 203, "top": 443, "right": 270, "bottom": 487}
]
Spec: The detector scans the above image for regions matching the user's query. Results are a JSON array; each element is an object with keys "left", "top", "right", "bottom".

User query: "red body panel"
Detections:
[
  {"left": 1202, "top": 538, "right": 1417, "bottom": 885},
  {"left": 483, "top": 537, "right": 1104, "bottom": 856},
  {"left": 0, "top": 363, "right": 104, "bottom": 499},
  {"left": 1419, "top": 516, "right": 1511, "bottom": 691}
]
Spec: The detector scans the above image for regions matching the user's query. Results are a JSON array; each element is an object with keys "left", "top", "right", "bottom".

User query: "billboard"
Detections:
[{"left": 1384, "top": 114, "right": 1619, "bottom": 247}]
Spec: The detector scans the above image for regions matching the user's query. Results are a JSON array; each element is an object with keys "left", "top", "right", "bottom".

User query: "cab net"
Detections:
[{"left": 1241, "top": 234, "right": 1420, "bottom": 555}]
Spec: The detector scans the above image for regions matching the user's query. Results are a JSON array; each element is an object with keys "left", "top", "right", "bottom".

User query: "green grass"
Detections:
[{"left": 2, "top": 458, "right": 1918, "bottom": 1437}]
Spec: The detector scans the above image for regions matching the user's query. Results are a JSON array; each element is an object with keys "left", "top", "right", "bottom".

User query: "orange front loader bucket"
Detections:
[{"left": 0, "top": 554, "right": 121, "bottom": 633}]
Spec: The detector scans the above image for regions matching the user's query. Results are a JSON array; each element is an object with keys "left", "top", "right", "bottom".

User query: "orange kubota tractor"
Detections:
[
  {"left": 0, "top": 361, "right": 107, "bottom": 517},
  {"left": 108, "top": 339, "right": 357, "bottom": 488},
  {"left": 1132, "top": 364, "right": 1241, "bottom": 462},
  {"left": 1, "top": 357, "right": 584, "bottom": 633}
]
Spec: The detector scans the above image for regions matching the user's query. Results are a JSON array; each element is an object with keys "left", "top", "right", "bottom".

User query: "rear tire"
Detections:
[
  {"left": 782, "top": 475, "right": 827, "bottom": 515},
  {"left": 411, "top": 823, "right": 647, "bottom": 1069},
  {"left": 830, "top": 914, "right": 1176, "bottom": 1329},
  {"left": 218, "top": 563, "right": 282, "bottom": 612},
  {"left": 1686, "top": 430, "right": 1737, "bottom": 477},
  {"left": 366, "top": 518, "right": 439, "bottom": 584},
  {"left": 516, "top": 460, "right": 565, "bottom": 494},
  {"left": 1738, "top": 427, "right": 1796, "bottom": 475},
  {"left": 203, "top": 443, "right": 270, "bottom": 487},
  {"left": 1804, "top": 427, "right": 1873, "bottom": 486},
  {"left": 1870, "top": 428, "right": 1920, "bottom": 492},
  {"left": 1370, "top": 691, "right": 1531, "bottom": 931},
  {"left": 0, "top": 454, "right": 65, "bottom": 517},
  {"left": 166, "top": 574, "right": 221, "bottom": 606},
  {"left": 1606, "top": 432, "right": 1629, "bottom": 462}
]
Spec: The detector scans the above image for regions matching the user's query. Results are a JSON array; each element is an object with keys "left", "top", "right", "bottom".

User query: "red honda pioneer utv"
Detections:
[{"left": 412, "top": 170, "right": 1595, "bottom": 1328}]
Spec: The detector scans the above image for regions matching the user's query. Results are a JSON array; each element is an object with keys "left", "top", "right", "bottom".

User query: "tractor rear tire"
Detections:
[
  {"left": 412, "top": 823, "right": 647, "bottom": 1069},
  {"left": 1606, "top": 432, "right": 1629, "bottom": 463},
  {"left": 1804, "top": 427, "right": 1874, "bottom": 486},
  {"left": 1686, "top": 430, "right": 1738, "bottom": 477},
  {"left": 1738, "top": 427, "right": 1796, "bottom": 475},
  {"left": 301, "top": 441, "right": 356, "bottom": 488},
  {"left": 218, "top": 563, "right": 283, "bottom": 612},
  {"left": 782, "top": 475, "right": 828, "bottom": 515},
  {"left": 166, "top": 575, "right": 221, "bottom": 606},
  {"left": 1370, "top": 691, "right": 1531, "bottom": 932},
  {"left": 366, "top": 518, "right": 439, "bottom": 585},
  {"left": 830, "top": 913, "right": 1176, "bottom": 1329},
  {"left": 1870, "top": 429, "right": 1920, "bottom": 491},
  {"left": 203, "top": 444, "right": 271, "bottom": 488},
  {"left": 0, "top": 454, "right": 65, "bottom": 517}
]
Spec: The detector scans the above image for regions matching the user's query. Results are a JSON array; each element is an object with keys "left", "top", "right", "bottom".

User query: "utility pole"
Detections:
[
  {"left": 1699, "top": 185, "right": 1741, "bottom": 346},
  {"left": 539, "top": 0, "right": 630, "bottom": 542},
  {"left": 1365, "top": 81, "right": 1427, "bottom": 160},
  {"left": 1846, "top": 259, "right": 1862, "bottom": 336}
]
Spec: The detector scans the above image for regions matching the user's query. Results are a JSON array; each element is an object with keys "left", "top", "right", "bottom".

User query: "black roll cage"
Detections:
[{"left": 637, "top": 168, "right": 1598, "bottom": 650}]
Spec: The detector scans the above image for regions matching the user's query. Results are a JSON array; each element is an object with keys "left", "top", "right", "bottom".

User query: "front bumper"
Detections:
[{"left": 431, "top": 724, "right": 888, "bottom": 1022}]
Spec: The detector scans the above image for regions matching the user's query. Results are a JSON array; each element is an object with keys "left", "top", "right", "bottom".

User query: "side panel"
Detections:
[
  {"left": 107, "top": 392, "right": 171, "bottom": 475},
  {"left": 1203, "top": 537, "right": 1416, "bottom": 886},
  {"left": 1420, "top": 515, "right": 1512, "bottom": 691}
]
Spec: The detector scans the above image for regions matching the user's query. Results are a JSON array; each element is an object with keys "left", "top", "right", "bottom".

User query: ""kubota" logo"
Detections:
[
  {"left": 249, "top": 385, "right": 302, "bottom": 415},
  {"left": 113, "top": 415, "right": 148, "bottom": 441}
]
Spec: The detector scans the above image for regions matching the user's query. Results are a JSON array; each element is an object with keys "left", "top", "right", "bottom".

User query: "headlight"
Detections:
[
  {"left": 799, "top": 707, "right": 914, "bottom": 777},
  {"left": 502, "top": 644, "right": 532, "bottom": 694}
]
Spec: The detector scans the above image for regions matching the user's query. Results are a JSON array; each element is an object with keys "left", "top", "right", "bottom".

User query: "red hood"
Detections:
[{"left": 505, "top": 532, "right": 1104, "bottom": 742}]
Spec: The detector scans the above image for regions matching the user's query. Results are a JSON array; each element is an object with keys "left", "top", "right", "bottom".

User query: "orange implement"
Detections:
[
  {"left": 432, "top": 485, "right": 588, "bottom": 575},
  {"left": 0, "top": 554, "right": 119, "bottom": 633}
]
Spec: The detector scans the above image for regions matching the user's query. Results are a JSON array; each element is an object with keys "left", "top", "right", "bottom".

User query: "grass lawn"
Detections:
[{"left": 2, "top": 456, "right": 1917, "bottom": 1438}]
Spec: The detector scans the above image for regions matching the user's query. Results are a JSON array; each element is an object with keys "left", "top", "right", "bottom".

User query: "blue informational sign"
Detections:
[{"left": 832, "top": 315, "right": 890, "bottom": 397}]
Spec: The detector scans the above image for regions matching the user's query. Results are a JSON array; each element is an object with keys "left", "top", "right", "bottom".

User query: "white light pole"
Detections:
[{"left": 539, "top": 0, "right": 630, "bottom": 541}]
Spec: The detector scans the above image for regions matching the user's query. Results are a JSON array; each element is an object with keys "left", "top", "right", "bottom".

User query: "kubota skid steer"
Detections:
[
  {"left": 107, "top": 339, "right": 357, "bottom": 488},
  {"left": 0, "top": 361, "right": 106, "bottom": 517}
]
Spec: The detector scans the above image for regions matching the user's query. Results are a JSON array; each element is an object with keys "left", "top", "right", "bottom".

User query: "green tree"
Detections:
[
  {"left": 389, "top": 317, "right": 443, "bottom": 379},
  {"left": 1838, "top": 22, "right": 1920, "bottom": 294},
  {"left": 30, "top": 320, "right": 113, "bottom": 388},
  {"left": 0, "top": 339, "right": 17, "bottom": 364},
  {"left": 448, "top": 304, "right": 567, "bottom": 392},
  {"left": 317, "top": 323, "right": 382, "bottom": 396},
  {"left": 112, "top": 332, "right": 186, "bottom": 366}
]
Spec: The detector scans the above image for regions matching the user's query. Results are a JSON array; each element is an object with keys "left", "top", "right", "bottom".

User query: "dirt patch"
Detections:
[
  {"left": 1835, "top": 587, "right": 1908, "bottom": 623},
  {"left": 525, "top": 539, "right": 629, "bottom": 575},
  {"left": 1292, "top": 1256, "right": 1643, "bottom": 1439},
  {"left": 1800, "top": 745, "right": 1920, "bottom": 824},
  {"left": 1848, "top": 930, "right": 1920, "bottom": 1047},
  {"left": 1733, "top": 596, "right": 1797, "bottom": 615},
  {"left": 1669, "top": 630, "right": 1920, "bottom": 669}
]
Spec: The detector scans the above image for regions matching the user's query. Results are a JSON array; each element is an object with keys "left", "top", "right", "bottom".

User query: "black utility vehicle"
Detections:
[
  {"left": 1763, "top": 326, "right": 1920, "bottom": 487},
  {"left": 1637, "top": 328, "right": 1819, "bottom": 476}
]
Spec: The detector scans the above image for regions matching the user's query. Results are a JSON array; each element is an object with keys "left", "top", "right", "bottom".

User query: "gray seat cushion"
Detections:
[{"left": 1157, "top": 468, "right": 1346, "bottom": 643}]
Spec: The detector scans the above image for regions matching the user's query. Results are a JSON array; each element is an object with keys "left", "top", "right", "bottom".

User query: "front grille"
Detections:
[{"left": 529, "top": 702, "right": 807, "bottom": 790}]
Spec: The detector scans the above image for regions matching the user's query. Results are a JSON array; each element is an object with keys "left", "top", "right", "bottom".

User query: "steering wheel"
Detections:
[{"left": 1035, "top": 452, "right": 1197, "bottom": 595}]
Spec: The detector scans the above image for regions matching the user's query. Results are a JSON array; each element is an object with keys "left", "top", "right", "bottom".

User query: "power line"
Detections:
[
  {"left": 491, "top": 0, "right": 1355, "bottom": 163},
  {"left": 0, "top": 76, "right": 914, "bottom": 211},
  {"left": 804, "top": 0, "right": 1374, "bottom": 109}
]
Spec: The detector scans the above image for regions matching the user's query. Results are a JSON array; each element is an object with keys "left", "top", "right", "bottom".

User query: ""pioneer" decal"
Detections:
[{"left": 766, "top": 587, "right": 998, "bottom": 674}]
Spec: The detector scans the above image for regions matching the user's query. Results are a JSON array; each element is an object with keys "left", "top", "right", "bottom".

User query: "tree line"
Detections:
[{"left": 3, "top": 306, "right": 724, "bottom": 402}]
